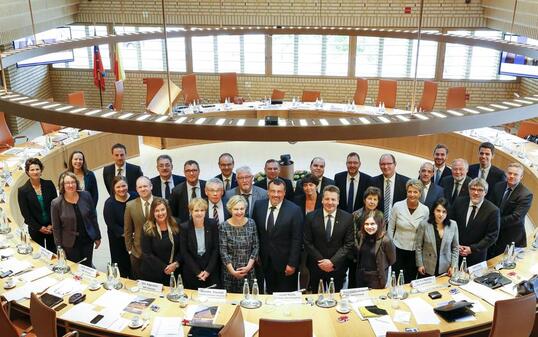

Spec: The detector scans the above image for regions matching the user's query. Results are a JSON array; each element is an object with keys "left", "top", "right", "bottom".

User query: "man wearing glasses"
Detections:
[
  {"left": 170, "top": 160, "right": 207, "bottom": 222},
  {"left": 225, "top": 166, "right": 266, "bottom": 218},
  {"left": 150, "top": 155, "right": 185, "bottom": 200}
]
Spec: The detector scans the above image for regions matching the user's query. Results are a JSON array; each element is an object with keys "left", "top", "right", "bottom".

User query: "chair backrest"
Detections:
[
  {"left": 376, "top": 79, "right": 397, "bottom": 108},
  {"left": 386, "top": 330, "right": 440, "bottom": 337},
  {"left": 301, "top": 90, "right": 321, "bottom": 102},
  {"left": 446, "top": 86, "right": 466, "bottom": 110},
  {"left": 218, "top": 305, "right": 244, "bottom": 337},
  {"left": 418, "top": 80, "right": 438, "bottom": 112},
  {"left": 353, "top": 78, "right": 368, "bottom": 105},
  {"left": 67, "top": 91, "right": 85, "bottom": 108},
  {"left": 220, "top": 72, "right": 239, "bottom": 103},
  {"left": 489, "top": 294, "right": 536, "bottom": 337},
  {"left": 259, "top": 319, "right": 313, "bottom": 337},
  {"left": 114, "top": 80, "right": 124, "bottom": 111},
  {"left": 182, "top": 74, "right": 200, "bottom": 105},
  {"left": 40, "top": 122, "right": 62, "bottom": 135},
  {"left": 517, "top": 120, "right": 538, "bottom": 139},
  {"left": 271, "top": 89, "right": 285, "bottom": 100},
  {"left": 143, "top": 78, "right": 165, "bottom": 107},
  {"left": 0, "top": 111, "right": 14, "bottom": 149},
  {"left": 0, "top": 301, "right": 20, "bottom": 337},
  {"left": 30, "top": 292, "right": 57, "bottom": 337}
]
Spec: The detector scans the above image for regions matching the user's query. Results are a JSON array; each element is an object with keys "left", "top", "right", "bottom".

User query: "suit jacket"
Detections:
[
  {"left": 179, "top": 218, "right": 220, "bottom": 283},
  {"left": 293, "top": 193, "right": 322, "bottom": 215},
  {"left": 422, "top": 183, "right": 444, "bottom": 209},
  {"left": 124, "top": 197, "right": 149, "bottom": 259},
  {"left": 303, "top": 209, "right": 354, "bottom": 272},
  {"left": 415, "top": 219, "right": 459, "bottom": 276},
  {"left": 18, "top": 179, "right": 57, "bottom": 234},
  {"left": 103, "top": 162, "right": 143, "bottom": 195},
  {"left": 170, "top": 181, "right": 207, "bottom": 223},
  {"left": 205, "top": 198, "right": 230, "bottom": 225},
  {"left": 225, "top": 185, "right": 267, "bottom": 217},
  {"left": 440, "top": 176, "right": 471, "bottom": 203},
  {"left": 432, "top": 166, "right": 452, "bottom": 185},
  {"left": 140, "top": 228, "right": 181, "bottom": 285},
  {"left": 489, "top": 181, "right": 533, "bottom": 255},
  {"left": 254, "top": 177, "right": 295, "bottom": 201},
  {"left": 150, "top": 174, "right": 186, "bottom": 199},
  {"left": 51, "top": 191, "right": 101, "bottom": 248},
  {"left": 451, "top": 196, "right": 500, "bottom": 266},
  {"left": 252, "top": 199, "right": 303, "bottom": 272},
  {"left": 215, "top": 173, "right": 238, "bottom": 190},
  {"left": 334, "top": 171, "right": 372, "bottom": 212},
  {"left": 82, "top": 171, "right": 98, "bottom": 208},
  {"left": 295, "top": 176, "right": 335, "bottom": 196},
  {"left": 370, "top": 173, "right": 410, "bottom": 212},
  {"left": 468, "top": 164, "right": 506, "bottom": 200}
]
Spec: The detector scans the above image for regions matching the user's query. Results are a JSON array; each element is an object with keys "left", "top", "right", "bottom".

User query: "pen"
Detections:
[{"left": 141, "top": 320, "right": 150, "bottom": 331}]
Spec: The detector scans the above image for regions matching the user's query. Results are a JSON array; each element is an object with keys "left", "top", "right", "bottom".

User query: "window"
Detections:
[
  {"left": 192, "top": 36, "right": 215, "bottom": 73},
  {"left": 443, "top": 30, "right": 514, "bottom": 80},
  {"left": 272, "top": 35, "right": 295, "bottom": 75},
  {"left": 53, "top": 25, "right": 110, "bottom": 69}
]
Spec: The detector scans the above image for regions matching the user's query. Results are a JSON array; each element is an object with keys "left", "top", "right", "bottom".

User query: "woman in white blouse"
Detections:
[{"left": 388, "top": 179, "right": 429, "bottom": 283}]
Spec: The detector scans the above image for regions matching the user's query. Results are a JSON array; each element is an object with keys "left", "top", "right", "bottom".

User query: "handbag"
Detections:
[
  {"left": 434, "top": 300, "right": 475, "bottom": 322},
  {"left": 516, "top": 274, "right": 538, "bottom": 300}
]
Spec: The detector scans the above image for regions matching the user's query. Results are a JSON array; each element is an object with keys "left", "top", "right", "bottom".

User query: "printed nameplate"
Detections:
[
  {"left": 78, "top": 264, "right": 97, "bottom": 278},
  {"left": 197, "top": 288, "right": 227, "bottom": 301},
  {"left": 272, "top": 291, "right": 303, "bottom": 304},
  {"left": 340, "top": 287, "right": 369, "bottom": 298},
  {"left": 468, "top": 261, "right": 488, "bottom": 276},
  {"left": 40, "top": 248, "right": 54, "bottom": 261},
  {"left": 411, "top": 276, "right": 436, "bottom": 289},
  {"left": 137, "top": 280, "right": 163, "bottom": 293}
]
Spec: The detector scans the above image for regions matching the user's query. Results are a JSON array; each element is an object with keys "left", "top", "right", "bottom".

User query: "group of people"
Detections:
[{"left": 17, "top": 141, "right": 533, "bottom": 293}]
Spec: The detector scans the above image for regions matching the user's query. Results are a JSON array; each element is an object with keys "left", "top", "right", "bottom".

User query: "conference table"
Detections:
[{"left": 0, "top": 127, "right": 537, "bottom": 337}]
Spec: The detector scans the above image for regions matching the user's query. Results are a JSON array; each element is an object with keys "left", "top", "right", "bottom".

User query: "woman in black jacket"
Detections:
[
  {"left": 66, "top": 151, "right": 98, "bottom": 208},
  {"left": 180, "top": 198, "right": 220, "bottom": 289},
  {"left": 18, "top": 158, "right": 57, "bottom": 252}
]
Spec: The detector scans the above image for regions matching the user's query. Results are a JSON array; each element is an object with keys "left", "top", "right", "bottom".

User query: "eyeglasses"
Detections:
[
  {"left": 469, "top": 187, "right": 485, "bottom": 192},
  {"left": 237, "top": 175, "right": 253, "bottom": 181},
  {"left": 184, "top": 169, "right": 199, "bottom": 173}
]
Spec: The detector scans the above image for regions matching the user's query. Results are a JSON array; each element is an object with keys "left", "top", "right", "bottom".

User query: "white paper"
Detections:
[
  {"left": 92, "top": 289, "right": 136, "bottom": 312},
  {"left": 19, "top": 266, "right": 52, "bottom": 282},
  {"left": 150, "top": 317, "right": 183, "bottom": 337},
  {"left": 0, "top": 248, "right": 14, "bottom": 256},
  {"left": 0, "top": 259, "right": 32, "bottom": 275},
  {"left": 530, "top": 264, "right": 538, "bottom": 275},
  {"left": 244, "top": 320, "right": 259, "bottom": 337},
  {"left": 47, "top": 278, "right": 87, "bottom": 298},
  {"left": 468, "top": 261, "right": 488, "bottom": 276},
  {"left": 499, "top": 283, "right": 518, "bottom": 297},
  {"left": 367, "top": 316, "right": 398, "bottom": 337},
  {"left": 93, "top": 308, "right": 122, "bottom": 329},
  {"left": 107, "top": 317, "right": 129, "bottom": 333},
  {"left": 4, "top": 276, "right": 58, "bottom": 302},
  {"left": 351, "top": 299, "right": 375, "bottom": 320},
  {"left": 460, "top": 282, "right": 512, "bottom": 305},
  {"left": 392, "top": 310, "right": 411, "bottom": 324},
  {"left": 272, "top": 291, "right": 303, "bottom": 304},
  {"left": 451, "top": 293, "right": 486, "bottom": 312},
  {"left": 403, "top": 297, "right": 440, "bottom": 325},
  {"left": 61, "top": 303, "right": 97, "bottom": 322}
]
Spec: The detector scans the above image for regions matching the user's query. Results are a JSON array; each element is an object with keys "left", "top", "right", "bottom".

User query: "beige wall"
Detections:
[{"left": 483, "top": 0, "right": 538, "bottom": 40}]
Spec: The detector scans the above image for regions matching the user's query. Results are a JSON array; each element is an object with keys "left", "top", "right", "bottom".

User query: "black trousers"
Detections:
[
  {"left": 130, "top": 255, "right": 142, "bottom": 280},
  {"left": 308, "top": 262, "right": 346, "bottom": 293},
  {"left": 65, "top": 240, "right": 93, "bottom": 268},
  {"left": 108, "top": 233, "right": 131, "bottom": 278},
  {"left": 30, "top": 230, "right": 56, "bottom": 253},
  {"left": 263, "top": 257, "right": 298, "bottom": 294},
  {"left": 393, "top": 247, "right": 417, "bottom": 283}
]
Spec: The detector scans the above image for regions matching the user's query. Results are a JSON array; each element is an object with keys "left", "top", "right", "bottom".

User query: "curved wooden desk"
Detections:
[{"left": 1, "top": 130, "right": 537, "bottom": 337}]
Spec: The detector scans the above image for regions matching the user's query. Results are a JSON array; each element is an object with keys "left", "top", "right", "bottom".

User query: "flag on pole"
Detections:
[
  {"left": 113, "top": 44, "right": 125, "bottom": 81},
  {"left": 93, "top": 45, "right": 106, "bottom": 91}
]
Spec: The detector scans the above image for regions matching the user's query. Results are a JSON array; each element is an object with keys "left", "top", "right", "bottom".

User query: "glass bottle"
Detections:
[
  {"left": 317, "top": 278, "right": 325, "bottom": 295},
  {"left": 169, "top": 272, "right": 177, "bottom": 295},
  {"left": 389, "top": 270, "right": 397, "bottom": 298},
  {"left": 252, "top": 278, "right": 259, "bottom": 301},
  {"left": 113, "top": 263, "right": 121, "bottom": 289},
  {"left": 242, "top": 279, "right": 250, "bottom": 300},
  {"left": 177, "top": 273, "right": 185, "bottom": 296},
  {"left": 328, "top": 277, "right": 335, "bottom": 301},
  {"left": 459, "top": 257, "right": 470, "bottom": 283},
  {"left": 397, "top": 270, "right": 406, "bottom": 299}
]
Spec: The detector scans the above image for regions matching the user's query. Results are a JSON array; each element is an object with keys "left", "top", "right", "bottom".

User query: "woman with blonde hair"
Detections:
[{"left": 140, "top": 198, "right": 181, "bottom": 285}]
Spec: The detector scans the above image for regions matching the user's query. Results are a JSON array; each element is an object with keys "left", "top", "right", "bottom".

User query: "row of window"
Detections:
[{"left": 52, "top": 25, "right": 514, "bottom": 81}]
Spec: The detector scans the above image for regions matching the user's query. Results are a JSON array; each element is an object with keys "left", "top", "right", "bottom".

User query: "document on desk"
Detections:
[
  {"left": 0, "top": 259, "right": 32, "bottom": 275},
  {"left": 460, "top": 282, "right": 512, "bottom": 306},
  {"left": 244, "top": 321, "right": 259, "bottom": 337},
  {"left": 151, "top": 317, "right": 183, "bottom": 337},
  {"left": 0, "top": 248, "right": 14, "bottom": 257},
  {"left": 19, "top": 266, "right": 53, "bottom": 282},
  {"left": 93, "top": 289, "right": 136, "bottom": 312},
  {"left": 403, "top": 297, "right": 440, "bottom": 325},
  {"left": 4, "top": 276, "right": 58, "bottom": 302},
  {"left": 61, "top": 303, "right": 97, "bottom": 322},
  {"left": 451, "top": 293, "right": 486, "bottom": 312},
  {"left": 367, "top": 316, "right": 398, "bottom": 337},
  {"left": 47, "top": 278, "right": 87, "bottom": 298}
]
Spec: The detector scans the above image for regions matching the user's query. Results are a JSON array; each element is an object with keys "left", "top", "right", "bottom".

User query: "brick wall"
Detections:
[
  {"left": 520, "top": 78, "right": 538, "bottom": 97},
  {"left": 49, "top": 69, "right": 519, "bottom": 115}
]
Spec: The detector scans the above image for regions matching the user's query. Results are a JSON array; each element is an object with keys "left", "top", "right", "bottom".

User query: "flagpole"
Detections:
[
  {"left": 93, "top": 25, "right": 104, "bottom": 108},
  {"left": 161, "top": 0, "right": 174, "bottom": 119}
]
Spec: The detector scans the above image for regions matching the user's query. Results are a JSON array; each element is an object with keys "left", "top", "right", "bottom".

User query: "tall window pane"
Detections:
[
  {"left": 217, "top": 35, "right": 241, "bottom": 73},
  {"left": 243, "top": 34, "right": 265, "bottom": 74},
  {"left": 356, "top": 36, "right": 380, "bottom": 77},
  {"left": 325, "top": 36, "right": 349, "bottom": 76},
  {"left": 272, "top": 35, "right": 294, "bottom": 75},
  {"left": 298, "top": 35, "right": 322, "bottom": 75},
  {"left": 114, "top": 26, "right": 139, "bottom": 71},
  {"left": 381, "top": 38, "right": 409, "bottom": 77},
  {"left": 167, "top": 37, "right": 186, "bottom": 72},
  {"left": 192, "top": 36, "right": 215, "bottom": 72}
]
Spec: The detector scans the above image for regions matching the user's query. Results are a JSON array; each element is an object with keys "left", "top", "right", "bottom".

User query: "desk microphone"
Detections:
[{"left": 76, "top": 257, "right": 87, "bottom": 264}]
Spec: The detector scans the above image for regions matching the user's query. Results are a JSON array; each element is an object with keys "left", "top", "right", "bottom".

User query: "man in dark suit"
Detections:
[
  {"left": 451, "top": 178, "right": 500, "bottom": 266},
  {"left": 418, "top": 162, "right": 444, "bottom": 209},
  {"left": 150, "top": 154, "right": 185, "bottom": 199},
  {"left": 225, "top": 166, "right": 267, "bottom": 218},
  {"left": 488, "top": 163, "right": 533, "bottom": 258},
  {"left": 440, "top": 158, "right": 471, "bottom": 204},
  {"left": 334, "top": 152, "right": 372, "bottom": 213},
  {"left": 432, "top": 144, "right": 452, "bottom": 185},
  {"left": 468, "top": 142, "right": 506, "bottom": 201},
  {"left": 295, "top": 157, "right": 335, "bottom": 197},
  {"left": 304, "top": 185, "right": 354, "bottom": 292},
  {"left": 103, "top": 143, "right": 143, "bottom": 195},
  {"left": 370, "top": 154, "right": 409, "bottom": 222},
  {"left": 253, "top": 178, "right": 303, "bottom": 293},
  {"left": 254, "top": 159, "right": 294, "bottom": 200},
  {"left": 204, "top": 177, "right": 229, "bottom": 226},
  {"left": 215, "top": 153, "right": 237, "bottom": 191},
  {"left": 170, "top": 160, "right": 206, "bottom": 223}
]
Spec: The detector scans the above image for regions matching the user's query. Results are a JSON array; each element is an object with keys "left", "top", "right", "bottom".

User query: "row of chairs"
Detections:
[{"left": 219, "top": 293, "right": 536, "bottom": 337}]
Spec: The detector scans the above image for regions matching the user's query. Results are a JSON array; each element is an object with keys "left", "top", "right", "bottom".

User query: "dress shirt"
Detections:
[
  {"left": 140, "top": 196, "right": 154, "bottom": 218},
  {"left": 265, "top": 201, "right": 282, "bottom": 230},
  {"left": 322, "top": 209, "right": 336, "bottom": 237},
  {"left": 422, "top": 182, "right": 430, "bottom": 202},
  {"left": 209, "top": 200, "right": 225, "bottom": 224},
  {"left": 160, "top": 177, "right": 175, "bottom": 198},
  {"left": 116, "top": 163, "right": 127, "bottom": 177},
  {"left": 453, "top": 178, "right": 464, "bottom": 196},
  {"left": 187, "top": 182, "right": 201, "bottom": 203},
  {"left": 466, "top": 199, "right": 484, "bottom": 224},
  {"left": 347, "top": 173, "right": 359, "bottom": 208}
]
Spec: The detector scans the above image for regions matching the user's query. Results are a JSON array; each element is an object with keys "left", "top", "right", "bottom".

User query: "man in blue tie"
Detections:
[
  {"left": 334, "top": 152, "right": 373, "bottom": 213},
  {"left": 432, "top": 144, "right": 452, "bottom": 185}
]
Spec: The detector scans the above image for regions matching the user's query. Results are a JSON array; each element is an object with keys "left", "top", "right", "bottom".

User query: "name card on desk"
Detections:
[
  {"left": 272, "top": 291, "right": 303, "bottom": 304},
  {"left": 137, "top": 280, "right": 163, "bottom": 293},
  {"left": 78, "top": 264, "right": 97, "bottom": 278},
  {"left": 40, "top": 248, "right": 54, "bottom": 261},
  {"left": 341, "top": 287, "right": 369, "bottom": 299},
  {"left": 197, "top": 288, "right": 227, "bottom": 302},
  {"left": 468, "top": 261, "right": 488, "bottom": 277},
  {"left": 410, "top": 276, "right": 436, "bottom": 289}
]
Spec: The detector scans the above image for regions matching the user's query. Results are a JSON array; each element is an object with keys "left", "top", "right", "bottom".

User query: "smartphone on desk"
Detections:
[{"left": 90, "top": 314, "right": 104, "bottom": 324}]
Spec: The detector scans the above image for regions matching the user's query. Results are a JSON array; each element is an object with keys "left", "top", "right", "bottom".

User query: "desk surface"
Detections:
[{"left": 1, "top": 129, "right": 537, "bottom": 337}]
